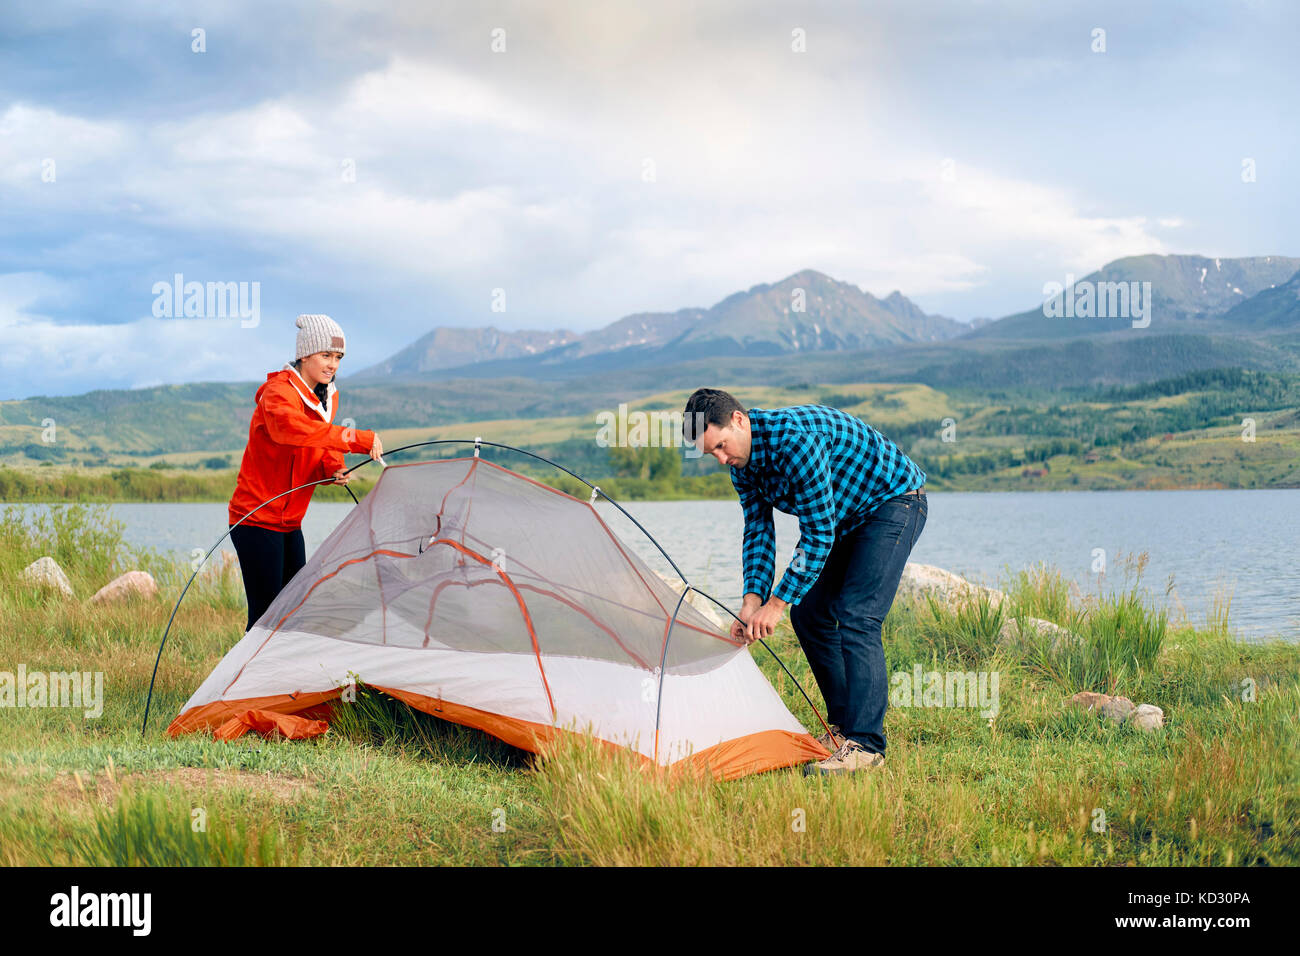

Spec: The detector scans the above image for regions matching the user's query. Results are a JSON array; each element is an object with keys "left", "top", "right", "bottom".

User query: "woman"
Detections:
[{"left": 227, "top": 313, "right": 384, "bottom": 632}]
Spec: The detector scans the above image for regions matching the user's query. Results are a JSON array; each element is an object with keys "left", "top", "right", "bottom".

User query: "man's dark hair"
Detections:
[{"left": 682, "top": 388, "right": 746, "bottom": 443}]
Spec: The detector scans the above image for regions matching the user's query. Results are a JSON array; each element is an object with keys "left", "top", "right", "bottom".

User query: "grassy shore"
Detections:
[
  {"left": 0, "top": 465, "right": 734, "bottom": 504},
  {"left": 5, "top": 374, "right": 1299, "bottom": 498},
  {"left": 0, "top": 506, "right": 1295, "bottom": 865}
]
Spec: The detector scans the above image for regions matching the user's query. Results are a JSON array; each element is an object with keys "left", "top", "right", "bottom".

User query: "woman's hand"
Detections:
[
  {"left": 370, "top": 434, "right": 384, "bottom": 462},
  {"left": 332, "top": 469, "right": 351, "bottom": 485}
]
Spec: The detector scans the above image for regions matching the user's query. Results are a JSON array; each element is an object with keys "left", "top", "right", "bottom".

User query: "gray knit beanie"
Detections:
[{"left": 295, "top": 314, "right": 346, "bottom": 360}]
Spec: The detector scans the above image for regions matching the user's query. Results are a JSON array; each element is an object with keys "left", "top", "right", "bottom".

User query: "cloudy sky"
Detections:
[{"left": 1, "top": 0, "right": 1296, "bottom": 400}]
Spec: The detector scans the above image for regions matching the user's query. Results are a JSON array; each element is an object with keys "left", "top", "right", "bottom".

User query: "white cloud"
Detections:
[
  {"left": 339, "top": 55, "right": 543, "bottom": 134},
  {"left": 0, "top": 272, "right": 279, "bottom": 398},
  {"left": 0, "top": 104, "right": 126, "bottom": 183},
  {"left": 2, "top": 3, "right": 1204, "bottom": 392}
]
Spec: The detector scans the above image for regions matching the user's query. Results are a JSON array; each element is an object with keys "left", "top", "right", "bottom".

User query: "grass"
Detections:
[
  {"left": 0, "top": 504, "right": 1295, "bottom": 866},
  {"left": 67, "top": 789, "right": 296, "bottom": 866},
  {"left": 920, "top": 590, "right": 1007, "bottom": 666}
]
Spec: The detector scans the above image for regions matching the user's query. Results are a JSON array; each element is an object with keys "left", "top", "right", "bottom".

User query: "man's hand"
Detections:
[
  {"left": 734, "top": 596, "right": 788, "bottom": 645},
  {"left": 730, "top": 593, "right": 762, "bottom": 642},
  {"left": 332, "top": 468, "right": 351, "bottom": 485}
]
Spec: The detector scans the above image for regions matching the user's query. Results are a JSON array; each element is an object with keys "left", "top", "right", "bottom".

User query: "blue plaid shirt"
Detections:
[{"left": 731, "top": 405, "right": 926, "bottom": 605}]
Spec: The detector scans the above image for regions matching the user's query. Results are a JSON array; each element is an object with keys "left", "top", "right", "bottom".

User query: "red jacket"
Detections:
[{"left": 228, "top": 367, "right": 376, "bottom": 532}]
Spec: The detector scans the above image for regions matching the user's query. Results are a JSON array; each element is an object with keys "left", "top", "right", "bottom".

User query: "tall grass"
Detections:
[
  {"left": 1204, "top": 581, "right": 1236, "bottom": 639},
  {"left": 1026, "top": 588, "right": 1169, "bottom": 695},
  {"left": 328, "top": 682, "right": 529, "bottom": 768},
  {"left": 0, "top": 467, "right": 233, "bottom": 503},
  {"left": 919, "top": 590, "right": 1006, "bottom": 666},
  {"left": 1006, "top": 562, "right": 1077, "bottom": 625},
  {"left": 0, "top": 502, "right": 127, "bottom": 583},
  {"left": 67, "top": 791, "right": 298, "bottom": 866},
  {"left": 0, "top": 503, "right": 244, "bottom": 607},
  {"left": 532, "top": 731, "right": 898, "bottom": 866}
]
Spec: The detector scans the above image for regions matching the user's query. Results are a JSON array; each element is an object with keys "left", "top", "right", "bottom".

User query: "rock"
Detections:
[
  {"left": 21, "top": 557, "right": 76, "bottom": 599},
  {"left": 997, "top": 615, "right": 1079, "bottom": 652},
  {"left": 1068, "top": 691, "right": 1135, "bottom": 723},
  {"left": 1068, "top": 691, "right": 1109, "bottom": 712},
  {"left": 1100, "top": 697, "right": 1136, "bottom": 722},
  {"left": 1129, "top": 704, "right": 1165, "bottom": 731},
  {"left": 89, "top": 570, "right": 158, "bottom": 605},
  {"left": 898, "top": 563, "right": 1005, "bottom": 612},
  {"left": 652, "top": 570, "right": 727, "bottom": 630}
]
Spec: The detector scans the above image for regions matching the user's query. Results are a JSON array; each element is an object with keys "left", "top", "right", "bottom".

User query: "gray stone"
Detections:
[
  {"left": 1068, "top": 691, "right": 1135, "bottom": 723},
  {"left": 1129, "top": 703, "right": 1165, "bottom": 731},
  {"left": 997, "top": 615, "right": 1079, "bottom": 653},
  {"left": 1099, "top": 696, "right": 1136, "bottom": 722},
  {"left": 21, "top": 556, "right": 75, "bottom": 599}
]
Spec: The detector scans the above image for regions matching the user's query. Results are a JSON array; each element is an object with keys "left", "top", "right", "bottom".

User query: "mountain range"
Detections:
[
  {"left": 350, "top": 256, "right": 1300, "bottom": 384},
  {"left": 968, "top": 254, "right": 1300, "bottom": 340},
  {"left": 4, "top": 253, "right": 1300, "bottom": 463},
  {"left": 351, "top": 270, "right": 966, "bottom": 382}
]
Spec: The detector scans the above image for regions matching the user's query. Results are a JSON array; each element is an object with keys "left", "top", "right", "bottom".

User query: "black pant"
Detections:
[{"left": 229, "top": 524, "right": 306, "bottom": 632}]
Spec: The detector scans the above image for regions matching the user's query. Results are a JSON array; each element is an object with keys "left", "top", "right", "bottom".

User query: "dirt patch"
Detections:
[{"left": 25, "top": 766, "right": 317, "bottom": 806}]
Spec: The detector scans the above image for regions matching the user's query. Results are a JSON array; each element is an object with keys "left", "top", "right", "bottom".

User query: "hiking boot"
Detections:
[
  {"left": 804, "top": 739, "right": 885, "bottom": 775},
  {"left": 814, "top": 724, "right": 843, "bottom": 751}
]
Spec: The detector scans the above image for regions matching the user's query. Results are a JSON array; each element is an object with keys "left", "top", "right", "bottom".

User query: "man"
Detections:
[{"left": 682, "top": 388, "right": 927, "bottom": 775}]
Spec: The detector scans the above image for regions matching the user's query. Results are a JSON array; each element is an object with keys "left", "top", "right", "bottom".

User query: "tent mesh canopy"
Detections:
[
  {"left": 170, "top": 457, "right": 826, "bottom": 778},
  {"left": 265, "top": 457, "right": 731, "bottom": 674}
]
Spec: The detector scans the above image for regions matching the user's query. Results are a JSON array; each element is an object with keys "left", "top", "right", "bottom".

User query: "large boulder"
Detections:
[
  {"left": 897, "top": 563, "right": 1005, "bottom": 612},
  {"left": 21, "top": 556, "right": 76, "bottom": 599},
  {"left": 89, "top": 570, "right": 158, "bottom": 605},
  {"left": 997, "top": 615, "right": 1080, "bottom": 653}
]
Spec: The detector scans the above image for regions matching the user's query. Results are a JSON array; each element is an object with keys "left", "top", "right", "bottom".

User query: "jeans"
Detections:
[
  {"left": 789, "top": 492, "right": 927, "bottom": 755},
  {"left": 229, "top": 523, "right": 306, "bottom": 632}
]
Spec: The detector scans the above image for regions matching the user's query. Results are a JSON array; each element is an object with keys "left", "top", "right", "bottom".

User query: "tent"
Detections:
[{"left": 169, "top": 456, "right": 828, "bottom": 779}]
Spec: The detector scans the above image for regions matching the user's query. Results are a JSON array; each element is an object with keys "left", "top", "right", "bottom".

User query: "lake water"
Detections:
[{"left": 8, "top": 489, "right": 1298, "bottom": 641}]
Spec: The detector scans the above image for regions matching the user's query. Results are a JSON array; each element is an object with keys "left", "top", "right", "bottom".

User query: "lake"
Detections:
[{"left": 8, "top": 489, "right": 1298, "bottom": 641}]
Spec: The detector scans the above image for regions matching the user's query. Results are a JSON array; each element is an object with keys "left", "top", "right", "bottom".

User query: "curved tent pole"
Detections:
[
  {"left": 651, "top": 585, "right": 836, "bottom": 762},
  {"left": 679, "top": 585, "right": 835, "bottom": 742},
  {"left": 140, "top": 479, "right": 357, "bottom": 736},
  {"left": 362, "top": 441, "right": 832, "bottom": 743},
  {"left": 652, "top": 589, "right": 691, "bottom": 765},
  {"left": 357, "top": 439, "right": 689, "bottom": 584},
  {"left": 143, "top": 438, "right": 832, "bottom": 750}
]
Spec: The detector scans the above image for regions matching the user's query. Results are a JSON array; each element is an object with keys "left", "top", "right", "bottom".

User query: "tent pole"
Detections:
[
  {"left": 684, "top": 586, "right": 837, "bottom": 743},
  {"left": 141, "top": 477, "right": 355, "bottom": 736},
  {"left": 146, "top": 438, "right": 832, "bottom": 749}
]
